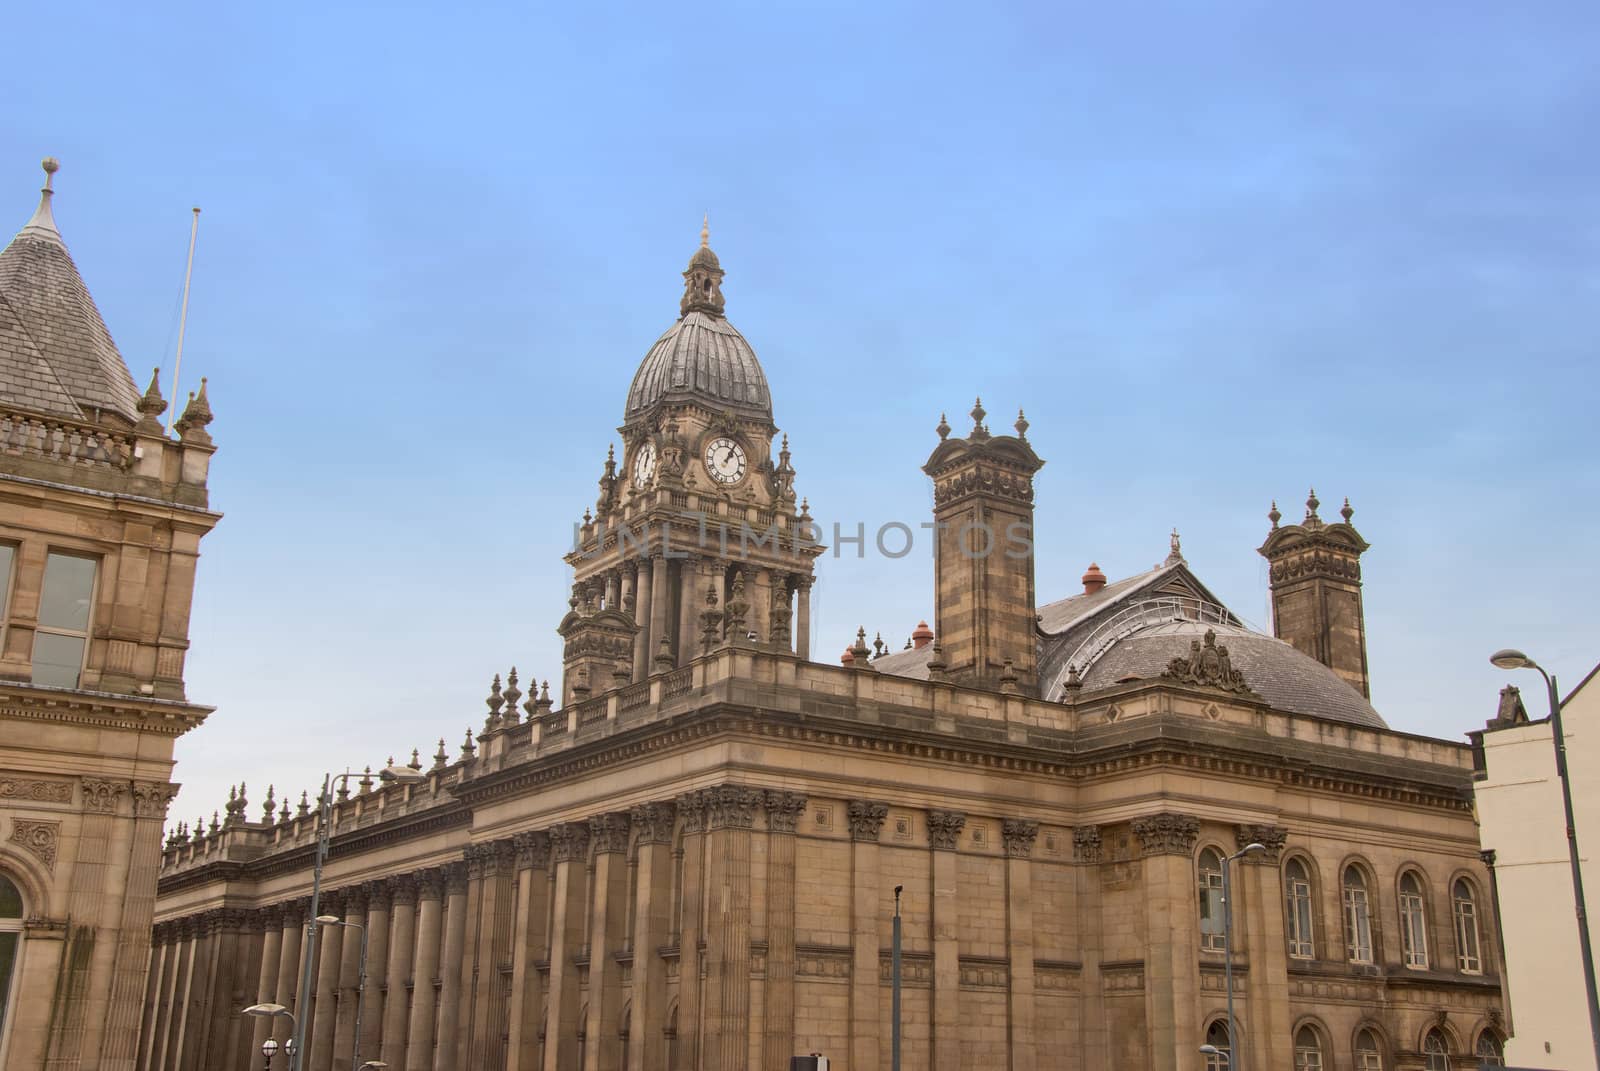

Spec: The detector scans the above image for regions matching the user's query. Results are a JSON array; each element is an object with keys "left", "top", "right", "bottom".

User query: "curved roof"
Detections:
[
  {"left": 1070, "top": 619, "right": 1387, "bottom": 728},
  {"left": 624, "top": 309, "right": 772, "bottom": 421}
]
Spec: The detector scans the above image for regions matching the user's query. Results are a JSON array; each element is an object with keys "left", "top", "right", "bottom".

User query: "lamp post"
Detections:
[
  {"left": 243, "top": 1004, "right": 296, "bottom": 1069},
  {"left": 1222, "top": 842, "right": 1265, "bottom": 1071},
  {"left": 315, "top": 914, "right": 370, "bottom": 1071},
  {"left": 1490, "top": 648, "right": 1600, "bottom": 1069},
  {"left": 288, "top": 765, "right": 426, "bottom": 1071},
  {"left": 891, "top": 884, "right": 903, "bottom": 1071},
  {"left": 1199, "top": 1043, "right": 1229, "bottom": 1066}
]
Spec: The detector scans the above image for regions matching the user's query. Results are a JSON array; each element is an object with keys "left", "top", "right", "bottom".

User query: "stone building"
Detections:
[
  {"left": 0, "top": 160, "right": 221, "bottom": 1067},
  {"left": 144, "top": 228, "right": 1503, "bottom": 1070}
]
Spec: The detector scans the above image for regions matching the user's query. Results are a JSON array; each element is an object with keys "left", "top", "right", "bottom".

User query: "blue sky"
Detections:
[{"left": 3, "top": 1, "right": 1596, "bottom": 826}]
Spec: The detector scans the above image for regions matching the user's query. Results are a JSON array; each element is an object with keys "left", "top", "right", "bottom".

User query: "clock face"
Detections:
[
  {"left": 632, "top": 441, "right": 658, "bottom": 489},
  {"left": 704, "top": 436, "right": 748, "bottom": 485}
]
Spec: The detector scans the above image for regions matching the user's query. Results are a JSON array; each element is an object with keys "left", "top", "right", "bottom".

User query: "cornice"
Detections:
[{"left": 0, "top": 684, "right": 213, "bottom": 736}]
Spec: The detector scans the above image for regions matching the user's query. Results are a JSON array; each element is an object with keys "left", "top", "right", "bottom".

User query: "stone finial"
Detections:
[
  {"left": 501, "top": 668, "right": 522, "bottom": 725},
  {"left": 1063, "top": 663, "right": 1082, "bottom": 692},
  {"left": 175, "top": 379, "right": 214, "bottom": 444},
  {"left": 653, "top": 637, "right": 675, "bottom": 672},
  {"left": 409, "top": 748, "right": 422, "bottom": 770},
  {"left": 461, "top": 727, "right": 476, "bottom": 760},
  {"left": 433, "top": 738, "right": 449, "bottom": 769},
  {"left": 136, "top": 368, "right": 168, "bottom": 432},
  {"left": 850, "top": 627, "right": 872, "bottom": 666},
  {"left": 1014, "top": 408, "right": 1029, "bottom": 440},
  {"left": 24, "top": 157, "right": 60, "bottom": 234},
  {"left": 1304, "top": 487, "right": 1320, "bottom": 524},
  {"left": 725, "top": 569, "right": 750, "bottom": 640},
  {"left": 261, "top": 784, "right": 276, "bottom": 823},
  {"left": 358, "top": 766, "right": 373, "bottom": 794},
  {"left": 969, "top": 396, "right": 988, "bottom": 438},
  {"left": 872, "top": 631, "right": 885, "bottom": 659},
  {"left": 998, "top": 657, "right": 1020, "bottom": 694},
  {"left": 208, "top": 811, "right": 221, "bottom": 836},
  {"left": 700, "top": 212, "right": 710, "bottom": 248},
  {"left": 297, "top": 790, "right": 310, "bottom": 818},
  {"left": 484, "top": 673, "right": 504, "bottom": 731},
  {"left": 925, "top": 640, "right": 949, "bottom": 682},
  {"left": 1340, "top": 496, "right": 1354, "bottom": 523},
  {"left": 936, "top": 412, "right": 951, "bottom": 441},
  {"left": 1267, "top": 500, "right": 1281, "bottom": 529},
  {"left": 1165, "top": 528, "right": 1184, "bottom": 566}
]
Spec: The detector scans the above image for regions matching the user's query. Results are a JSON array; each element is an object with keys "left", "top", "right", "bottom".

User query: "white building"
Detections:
[{"left": 1474, "top": 663, "right": 1600, "bottom": 1071}]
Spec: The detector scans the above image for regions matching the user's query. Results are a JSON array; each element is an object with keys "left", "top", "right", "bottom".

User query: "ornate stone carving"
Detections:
[
  {"left": 1234, "top": 823, "right": 1288, "bottom": 864},
  {"left": 1072, "top": 825, "right": 1102, "bottom": 863},
  {"left": 515, "top": 830, "right": 552, "bottom": 869},
  {"left": 550, "top": 822, "right": 592, "bottom": 864},
  {"left": 589, "top": 812, "right": 633, "bottom": 855},
  {"left": 80, "top": 778, "right": 127, "bottom": 814},
  {"left": 132, "top": 781, "right": 180, "bottom": 819},
  {"left": 764, "top": 791, "right": 807, "bottom": 834},
  {"left": 388, "top": 874, "right": 418, "bottom": 907},
  {"left": 926, "top": 809, "right": 967, "bottom": 850},
  {"left": 632, "top": 802, "right": 678, "bottom": 845},
  {"left": 416, "top": 868, "right": 446, "bottom": 901},
  {"left": 1002, "top": 819, "right": 1039, "bottom": 858},
  {"left": 1160, "top": 629, "right": 1257, "bottom": 696},
  {"left": 362, "top": 878, "right": 391, "bottom": 909},
  {"left": 10, "top": 819, "right": 60, "bottom": 870},
  {"left": 678, "top": 791, "right": 708, "bottom": 835},
  {"left": 1131, "top": 814, "right": 1200, "bottom": 857},
  {"left": 705, "top": 786, "right": 763, "bottom": 831},
  {"left": 442, "top": 861, "right": 468, "bottom": 895},
  {"left": 0, "top": 777, "right": 72, "bottom": 804},
  {"left": 847, "top": 800, "right": 889, "bottom": 842},
  {"left": 463, "top": 842, "right": 492, "bottom": 879}
]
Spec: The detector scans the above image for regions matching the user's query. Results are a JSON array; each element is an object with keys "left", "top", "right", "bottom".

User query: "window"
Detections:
[
  {"left": 1354, "top": 1028, "right": 1384, "bottom": 1071},
  {"left": 0, "top": 873, "right": 25, "bottom": 1063},
  {"left": 1285, "top": 858, "right": 1315, "bottom": 958},
  {"left": 1344, "top": 866, "right": 1374, "bottom": 963},
  {"left": 1423, "top": 1029, "right": 1449, "bottom": 1071},
  {"left": 32, "top": 552, "right": 97, "bottom": 688},
  {"left": 0, "top": 543, "right": 15, "bottom": 647},
  {"left": 1199, "top": 848, "right": 1227, "bottom": 952},
  {"left": 1454, "top": 879, "right": 1483, "bottom": 973},
  {"left": 1293, "top": 1025, "right": 1323, "bottom": 1070},
  {"left": 1476, "top": 1031, "right": 1504, "bottom": 1066},
  {"left": 1204, "top": 1020, "right": 1230, "bottom": 1071},
  {"left": 1400, "top": 872, "right": 1429, "bottom": 969}
]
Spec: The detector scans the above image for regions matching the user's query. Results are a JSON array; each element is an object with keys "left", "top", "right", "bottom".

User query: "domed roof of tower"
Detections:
[
  {"left": 624, "top": 222, "right": 772, "bottom": 422},
  {"left": 0, "top": 158, "right": 140, "bottom": 423}
]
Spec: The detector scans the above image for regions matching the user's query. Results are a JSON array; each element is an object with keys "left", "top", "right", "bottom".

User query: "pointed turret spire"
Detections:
[
  {"left": 174, "top": 378, "right": 214, "bottom": 443},
  {"left": 681, "top": 217, "right": 726, "bottom": 318},
  {"left": 136, "top": 367, "right": 167, "bottom": 433}
]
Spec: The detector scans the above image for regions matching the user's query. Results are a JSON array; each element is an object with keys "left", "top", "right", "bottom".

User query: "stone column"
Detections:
[
  {"left": 676, "top": 792, "right": 708, "bottom": 1069},
  {"left": 585, "top": 812, "right": 634, "bottom": 1071},
  {"left": 677, "top": 557, "right": 706, "bottom": 666},
  {"left": 381, "top": 877, "right": 418, "bottom": 1071},
  {"left": 311, "top": 893, "right": 346, "bottom": 1071},
  {"left": 1131, "top": 814, "right": 1201, "bottom": 1071},
  {"left": 794, "top": 577, "right": 813, "bottom": 660},
  {"left": 762, "top": 792, "right": 807, "bottom": 1071},
  {"left": 359, "top": 881, "right": 393, "bottom": 1068},
  {"left": 544, "top": 822, "right": 592, "bottom": 1071},
  {"left": 140, "top": 924, "right": 175, "bottom": 1071},
  {"left": 405, "top": 870, "right": 446, "bottom": 1071},
  {"left": 848, "top": 800, "right": 889, "bottom": 1071},
  {"left": 334, "top": 887, "right": 369, "bottom": 1071},
  {"left": 508, "top": 833, "right": 552, "bottom": 1071},
  {"left": 434, "top": 863, "right": 470, "bottom": 1071},
  {"left": 749, "top": 568, "right": 771, "bottom": 645},
  {"left": 630, "top": 560, "right": 651, "bottom": 681},
  {"left": 252, "top": 910, "right": 285, "bottom": 1059},
  {"left": 626, "top": 804, "right": 676, "bottom": 1071},
  {"left": 1003, "top": 819, "right": 1040, "bottom": 1071},
  {"left": 604, "top": 570, "right": 620, "bottom": 610},
  {"left": 202, "top": 910, "right": 246, "bottom": 1069},
  {"left": 176, "top": 913, "right": 215, "bottom": 1071},
  {"left": 227, "top": 911, "right": 268, "bottom": 1069},
  {"left": 927, "top": 809, "right": 967, "bottom": 1071},
  {"left": 157, "top": 919, "right": 193, "bottom": 1071},
  {"left": 451, "top": 848, "right": 487, "bottom": 1070},
  {"left": 700, "top": 787, "right": 761, "bottom": 1071},
  {"left": 649, "top": 553, "right": 672, "bottom": 668},
  {"left": 470, "top": 840, "right": 518, "bottom": 1069},
  {"left": 1072, "top": 826, "right": 1107, "bottom": 1071},
  {"left": 272, "top": 902, "right": 305, "bottom": 1048},
  {"left": 1235, "top": 824, "right": 1291, "bottom": 1071}
]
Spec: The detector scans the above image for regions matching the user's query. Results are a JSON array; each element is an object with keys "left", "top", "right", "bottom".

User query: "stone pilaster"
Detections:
[
  {"left": 310, "top": 892, "right": 346, "bottom": 1071},
  {"left": 676, "top": 790, "right": 708, "bottom": 1069},
  {"left": 586, "top": 813, "right": 634, "bottom": 1071},
  {"left": 675, "top": 557, "right": 703, "bottom": 667},
  {"left": 544, "top": 822, "right": 591, "bottom": 1071},
  {"left": 927, "top": 809, "right": 966, "bottom": 1071},
  {"left": 271, "top": 901, "right": 305, "bottom": 1047},
  {"left": 251, "top": 910, "right": 285, "bottom": 1059},
  {"left": 202, "top": 910, "right": 245, "bottom": 1069},
  {"left": 1131, "top": 814, "right": 1201, "bottom": 1071},
  {"left": 1073, "top": 825, "right": 1107, "bottom": 1071},
  {"left": 334, "top": 887, "right": 369, "bottom": 1071},
  {"left": 435, "top": 863, "right": 470, "bottom": 1071},
  {"left": 405, "top": 870, "right": 446, "bottom": 1071},
  {"left": 762, "top": 791, "right": 806, "bottom": 1071},
  {"left": 450, "top": 847, "right": 487, "bottom": 1070},
  {"left": 629, "top": 803, "right": 677, "bottom": 1071},
  {"left": 848, "top": 800, "right": 889, "bottom": 1071},
  {"left": 359, "top": 881, "right": 392, "bottom": 1067},
  {"left": 381, "top": 876, "right": 418, "bottom": 1071},
  {"left": 1237, "top": 824, "right": 1291, "bottom": 1070},
  {"left": 508, "top": 833, "right": 552, "bottom": 1070},
  {"left": 1002, "top": 819, "right": 1040, "bottom": 1071},
  {"left": 702, "top": 787, "right": 763, "bottom": 1071},
  {"left": 474, "top": 840, "right": 518, "bottom": 1070},
  {"left": 141, "top": 925, "right": 176, "bottom": 1071},
  {"left": 107, "top": 784, "right": 176, "bottom": 1070}
]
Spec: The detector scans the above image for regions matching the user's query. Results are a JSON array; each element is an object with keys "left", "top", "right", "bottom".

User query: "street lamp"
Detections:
[
  {"left": 315, "top": 913, "right": 371, "bottom": 1071},
  {"left": 1199, "top": 1043, "right": 1229, "bottom": 1066},
  {"left": 289, "top": 765, "right": 426, "bottom": 1070},
  {"left": 1221, "top": 842, "right": 1265, "bottom": 1071},
  {"left": 243, "top": 1004, "right": 296, "bottom": 1068},
  {"left": 1489, "top": 648, "right": 1600, "bottom": 1068}
]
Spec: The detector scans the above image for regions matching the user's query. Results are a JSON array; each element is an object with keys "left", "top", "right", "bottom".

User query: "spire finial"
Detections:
[
  {"left": 936, "top": 412, "right": 950, "bottom": 441},
  {"left": 1305, "top": 487, "right": 1320, "bottom": 521},
  {"left": 24, "top": 157, "right": 61, "bottom": 235},
  {"left": 1268, "top": 500, "right": 1281, "bottom": 528},
  {"left": 701, "top": 213, "right": 710, "bottom": 248},
  {"left": 1340, "top": 496, "right": 1354, "bottom": 523},
  {"left": 41, "top": 157, "right": 59, "bottom": 189},
  {"left": 1014, "top": 408, "right": 1029, "bottom": 439},
  {"left": 1166, "top": 527, "right": 1184, "bottom": 565}
]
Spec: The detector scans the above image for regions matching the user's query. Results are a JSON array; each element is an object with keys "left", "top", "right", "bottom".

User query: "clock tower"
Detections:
[{"left": 561, "top": 224, "right": 821, "bottom": 702}]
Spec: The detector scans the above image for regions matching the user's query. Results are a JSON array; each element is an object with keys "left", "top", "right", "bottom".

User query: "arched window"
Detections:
[
  {"left": 1454, "top": 879, "right": 1483, "bottom": 974},
  {"left": 1199, "top": 848, "right": 1226, "bottom": 952},
  {"left": 1476, "top": 1030, "right": 1504, "bottom": 1066},
  {"left": 1285, "top": 858, "right": 1315, "bottom": 958},
  {"left": 1293, "top": 1025, "right": 1324, "bottom": 1070},
  {"left": 665, "top": 1002, "right": 679, "bottom": 1071},
  {"left": 1354, "top": 1027, "right": 1384, "bottom": 1070},
  {"left": 1400, "top": 872, "right": 1429, "bottom": 969},
  {"left": 1343, "top": 866, "right": 1374, "bottom": 964},
  {"left": 0, "top": 873, "right": 23, "bottom": 1061},
  {"left": 1204, "top": 1020, "right": 1230, "bottom": 1071},
  {"left": 1423, "top": 1028, "right": 1449, "bottom": 1071}
]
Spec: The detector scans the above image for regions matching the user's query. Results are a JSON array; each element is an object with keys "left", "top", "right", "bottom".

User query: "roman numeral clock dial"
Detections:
[{"left": 704, "top": 436, "right": 747, "bottom": 485}]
